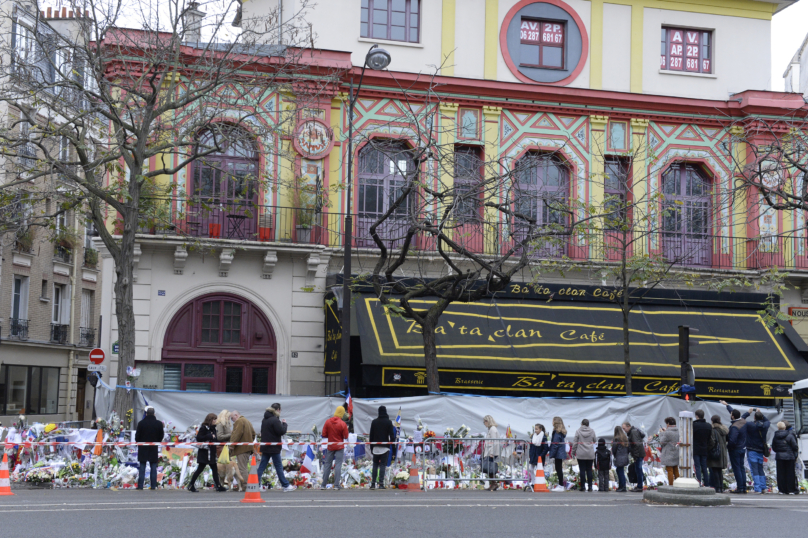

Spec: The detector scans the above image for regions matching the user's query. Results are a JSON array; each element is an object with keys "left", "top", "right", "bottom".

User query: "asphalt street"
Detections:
[{"left": 1, "top": 489, "right": 806, "bottom": 537}]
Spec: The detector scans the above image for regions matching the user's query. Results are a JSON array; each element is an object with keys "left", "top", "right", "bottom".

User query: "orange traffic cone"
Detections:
[
  {"left": 240, "top": 455, "right": 265, "bottom": 503},
  {"left": 405, "top": 452, "right": 421, "bottom": 491},
  {"left": 0, "top": 451, "right": 14, "bottom": 496},
  {"left": 533, "top": 461, "right": 549, "bottom": 493}
]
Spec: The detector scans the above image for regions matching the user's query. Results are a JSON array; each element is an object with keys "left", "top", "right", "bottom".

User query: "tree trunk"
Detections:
[
  {"left": 622, "top": 308, "right": 632, "bottom": 396},
  {"left": 111, "top": 205, "right": 138, "bottom": 425},
  {"left": 421, "top": 321, "right": 440, "bottom": 394}
]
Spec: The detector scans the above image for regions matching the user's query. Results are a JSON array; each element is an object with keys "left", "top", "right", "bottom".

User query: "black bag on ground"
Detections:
[{"left": 481, "top": 458, "right": 498, "bottom": 475}]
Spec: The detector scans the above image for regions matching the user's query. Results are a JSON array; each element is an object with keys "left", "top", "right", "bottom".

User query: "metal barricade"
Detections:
[{"left": 420, "top": 437, "right": 530, "bottom": 491}]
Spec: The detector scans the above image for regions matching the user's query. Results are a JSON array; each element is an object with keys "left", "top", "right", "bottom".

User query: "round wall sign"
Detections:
[
  {"left": 499, "top": 0, "right": 589, "bottom": 86},
  {"left": 293, "top": 118, "right": 334, "bottom": 160}
]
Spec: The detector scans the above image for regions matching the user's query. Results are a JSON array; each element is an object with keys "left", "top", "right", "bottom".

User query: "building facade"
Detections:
[
  {"left": 90, "top": 0, "right": 808, "bottom": 402},
  {"left": 0, "top": 3, "right": 103, "bottom": 422}
]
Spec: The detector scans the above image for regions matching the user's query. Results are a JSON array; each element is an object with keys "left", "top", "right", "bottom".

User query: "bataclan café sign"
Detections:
[{"left": 344, "top": 283, "right": 808, "bottom": 400}]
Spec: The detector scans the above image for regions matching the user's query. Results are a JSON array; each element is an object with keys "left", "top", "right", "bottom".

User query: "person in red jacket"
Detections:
[{"left": 321, "top": 406, "right": 349, "bottom": 490}]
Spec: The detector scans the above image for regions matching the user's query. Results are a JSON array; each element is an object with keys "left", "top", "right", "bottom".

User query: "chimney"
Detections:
[{"left": 183, "top": 2, "right": 206, "bottom": 44}]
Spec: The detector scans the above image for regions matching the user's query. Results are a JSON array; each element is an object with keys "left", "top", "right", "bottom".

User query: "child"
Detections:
[
  {"left": 595, "top": 438, "right": 612, "bottom": 492},
  {"left": 525, "top": 423, "right": 548, "bottom": 492}
]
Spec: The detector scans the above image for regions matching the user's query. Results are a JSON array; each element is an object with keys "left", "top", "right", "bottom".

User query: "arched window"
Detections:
[
  {"left": 512, "top": 152, "right": 569, "bottom": 257},
  {"left": 189, "top": 126, "right": 259, "bottom": 239},
  {"left": 661, "top": 163, "right": 712, "bottom": 265},
  {"left": 356, "top": 140, "right": 415, "bottom": 247}
]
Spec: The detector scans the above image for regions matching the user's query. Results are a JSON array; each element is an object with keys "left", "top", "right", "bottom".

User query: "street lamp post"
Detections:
[{"left": 340, "top": 45, "right": 391, "bottom": 395}]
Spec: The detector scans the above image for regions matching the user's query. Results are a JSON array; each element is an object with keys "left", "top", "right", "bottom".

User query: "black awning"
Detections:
[{"left": 354, "top": 295, "right": 808, "bottom": 386}]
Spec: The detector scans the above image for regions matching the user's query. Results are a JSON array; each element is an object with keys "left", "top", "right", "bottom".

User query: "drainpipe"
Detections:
[{"left": 67, "top": 209, "right": 81, "bottom": 421}]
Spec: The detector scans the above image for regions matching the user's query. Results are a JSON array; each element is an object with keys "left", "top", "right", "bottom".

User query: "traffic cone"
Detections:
[
  {"left": 533, "top": 461, "right": 549, "bottom": 493},
  {"left": 240, "top": 455, "right": 265, "bottom": 503},
  {"left": 0, "top": 451, "right": 14, "bottom": 496},
  {"left": 405, "top": 453, "right": 422, "bottom": 491}
]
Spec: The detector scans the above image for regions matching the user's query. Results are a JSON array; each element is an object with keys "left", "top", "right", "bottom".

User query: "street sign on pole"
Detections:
[
  {"left": 89, "top": 348, "right": 106, "bottom": 365},
  {"left": 87, "top": 364, "right": 107, "bottom": 372}
]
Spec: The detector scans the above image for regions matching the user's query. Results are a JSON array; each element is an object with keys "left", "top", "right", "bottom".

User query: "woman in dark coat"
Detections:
[
  {"left": 548, "top": 417, "right": 568, "bottom": 488},
  {"left": 188, "top": 413, "right": 227, "bottom": 492},
  {"left": 611, "top": 426, "right": 630, "bottom": 492},
  {"left": 772, "top": 421, "right": 799, "bottom": 494},
  {"left": 707, "top": 415, "right": 729, "bottom": 493}
]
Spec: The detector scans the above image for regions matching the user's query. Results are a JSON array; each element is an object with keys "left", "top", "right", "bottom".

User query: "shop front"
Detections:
[{"left": 328, "top": 283, "right": 808, "bottom": 402}]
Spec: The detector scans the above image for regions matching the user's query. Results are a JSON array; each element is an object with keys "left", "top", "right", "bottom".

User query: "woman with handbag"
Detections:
[
  {"left": 216, "top": 409, "right": 240, "bottom": 491},
  {"left": 707, "top": 415, "right": 728, "bottom": 493},
  {"left": 483, "top": 415, "right": 500, "bottom": 491},
  {"left": 188, "top": 413, "right": 227, "bottom": 492}
]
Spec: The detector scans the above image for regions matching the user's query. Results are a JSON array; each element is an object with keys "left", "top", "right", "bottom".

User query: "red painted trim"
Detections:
[{"left": 499, "top": 0, "right": 589, "bottom": 87}]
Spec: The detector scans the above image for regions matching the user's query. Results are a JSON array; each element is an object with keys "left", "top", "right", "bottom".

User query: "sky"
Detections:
[{"left": 771, "top": 1, "right": 808, "bottom": 91}]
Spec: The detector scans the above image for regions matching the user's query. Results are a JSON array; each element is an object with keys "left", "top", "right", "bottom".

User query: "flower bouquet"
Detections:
[{"left": 442, "top": 425, "right": 470, "bottom": 455}]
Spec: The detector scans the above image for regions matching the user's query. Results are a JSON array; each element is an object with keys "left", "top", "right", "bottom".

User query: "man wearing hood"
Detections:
[
  {"left": 321, "top": 406, "right": 349, "bottom": 490},
  {"left": 721, "top": 402, "right": 748, "bottom": 493},
  {"left": 257, "top": 403, "right": 296, "bottom": 492},
  {"left": 368, "top": 406, "right": 396, "bottom": 489}
]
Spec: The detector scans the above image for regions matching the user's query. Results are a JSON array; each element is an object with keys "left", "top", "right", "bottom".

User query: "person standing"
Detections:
[
  {"left": 692, "top": 410, "right": 712, "bottom": 486},
  {"left": 572, "top": 419, "right": 596, "bottom": 492},
  {"left": 525, "top": 423, "right": 548, "bottom": 492},
  {"left": 707, "top": 415, "right": 729, "bottom": 493},
  {"left": 256, "top": 403, "right": 296, "bottom": 492},
  {"left": 548, "top": 417, "right": 568, "bottom": 488},
  {"left": 611, "top": 426, "right": 629, "bottom": 492},
  {"left": 741, "top": 407, "right": 770, "bottom": 494},
  {"left": 658, "top": 417, "right": 680, "bottom": 486},
  {"left": 229, "top": 410, "right": 256, "bottom": 493},
  {"left": 215, "top": 409, "right": 240, "bottom": 491},
  {"left": 483, "top": 415, "right": 501, "bottom": 491},
  {"left": 772, "top": 421, "right": 798, "bottom": 494},
  {"left": 721, "top": 402, "right": 748, "bottom": 494},
  {"left": 188, "top": 413, "right": 227, "bottom": 492},
  {"left": 595, "top": 438, "right": 612, "bottom": 492},
  {"left": 623, "top": 422, "right": 646, "bottom": 492},
  {"left": 135, "top": 406, "right": 164, "bottom": 490},
  {"left": 321, "top": 406, "right": 349, "bottom": 490},
  {"left": 368, "top": 406, "right": 396, "bottom": 490}
]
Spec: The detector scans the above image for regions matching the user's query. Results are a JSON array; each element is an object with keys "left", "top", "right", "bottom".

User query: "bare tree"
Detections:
[{"left": 0, "top": 0, "right": 330, "bottom": 419}]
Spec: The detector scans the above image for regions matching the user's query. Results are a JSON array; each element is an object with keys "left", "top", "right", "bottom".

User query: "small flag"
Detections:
[
  {"left": 505, "top": 424, "right": 512, "bottom": 439},
  {"left": 345, "top": 388, "right": 353, "bottom": 416},
  {"left": 301, "top": 444, "right": 316, "bottom": 474},
  {"left": 395, "top": 407, "right": 402, "bottom": 428}
]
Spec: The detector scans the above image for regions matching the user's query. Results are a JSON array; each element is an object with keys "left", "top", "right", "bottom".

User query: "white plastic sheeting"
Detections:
[{"left": 140, "top": 390, "right": 783, "bottom": 441}]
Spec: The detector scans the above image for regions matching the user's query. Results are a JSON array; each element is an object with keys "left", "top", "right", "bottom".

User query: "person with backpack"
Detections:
[
  {"left": 622, "top": 421, "right": 646, "bottom": 492},
  {"left": 772, "top": 421, "right": 799, "bottom": 494},
  {"left": 658, "top": 417, "right": 680, "bottom": 486},
  {"left": 722, "top": 401, "right": 769, "bottom": 494},
  {"left": 611, "top": 426, "right": 629, "bottom": 492},
  {"left": 594, "top": 438, "right": 612, "bottom": 492},
  {"left": 572, "top": 419, "right": 596, "bottom": 492},
  {"left": 720, "top": 401, "right": 748, "bottom": 494},
  {"left": 692, "top": 409, "right": 713, "bottom": 486},
  {"left": 548, "top": 417, "right": 568, "bottom": 488},
  {"left": 707, "top": 415, "right": 729, "bottom": 493}
]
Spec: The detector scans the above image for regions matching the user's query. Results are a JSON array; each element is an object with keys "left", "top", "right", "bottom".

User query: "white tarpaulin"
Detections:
[{"left": 140, "top": 389, "right": 783, "bottom": 441}]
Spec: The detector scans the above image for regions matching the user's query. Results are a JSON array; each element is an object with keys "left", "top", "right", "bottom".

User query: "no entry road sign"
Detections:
[{"left": 89, "top": 348, "right": 105, "bottom": 365}]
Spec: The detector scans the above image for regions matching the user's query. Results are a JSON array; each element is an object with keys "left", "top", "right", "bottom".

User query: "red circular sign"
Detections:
[
  {"left": 89, "top": 348, "right": 106, "bottom": 365},
  {"left": 292, "top": 117, "right": 335, "bottom": 160}
]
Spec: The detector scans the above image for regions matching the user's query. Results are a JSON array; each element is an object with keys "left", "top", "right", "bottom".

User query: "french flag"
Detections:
[
  {"left": 301, "top": 444, "right": 316, "bottom": 474},
  {"left": 345, "top": 388, "right": 353, "bottom": 416}
]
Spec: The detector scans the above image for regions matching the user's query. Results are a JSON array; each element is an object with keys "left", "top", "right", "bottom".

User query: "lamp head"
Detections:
[{"left": 366, "top": 47, "right": 391, "bottom": 70}]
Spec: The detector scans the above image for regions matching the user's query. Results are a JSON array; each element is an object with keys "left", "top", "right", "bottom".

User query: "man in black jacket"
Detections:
[
  {"left": 622, "top": 422, "right": 646, "bottom": 492},
  {"left": 369, "top": 406, "right": 396, "bottom": 490},
  {"left": 135, "top": 407, "right": 164, "bottom": 490},
  {"left": 256, "top": 403, "right": 296, "bottom": 492},
  {"left": 692, "top": 409, "right": 713, "bottom": 486}
]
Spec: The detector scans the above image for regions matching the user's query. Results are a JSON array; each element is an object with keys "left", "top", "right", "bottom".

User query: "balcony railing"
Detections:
[
  {"left": 53, "top": 244, "right": 72, "bottom": 263},
  {"left": 9, "top": 318, "right": 29, "bottom": 340},
  {"left": 134, "top": 198, "right": 808, "bottom": 273},
  {"left": 79, "top": 327, "right": 96, "bottom": 348},
  {"left": 50, "top": 323, "right": 69, "bottom": 344},
  {"left": 17, "top": 144, "right": 36, "bottom": 170}
]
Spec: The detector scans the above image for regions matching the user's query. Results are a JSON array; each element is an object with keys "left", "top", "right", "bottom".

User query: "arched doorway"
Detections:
[{"left": 160, "top": 293, "right": 277, "bottom": 393}]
